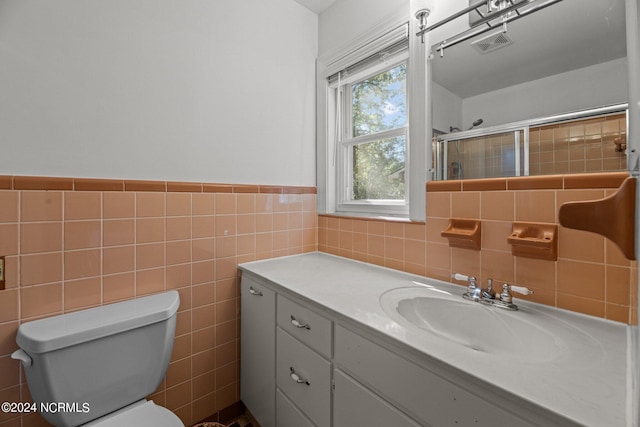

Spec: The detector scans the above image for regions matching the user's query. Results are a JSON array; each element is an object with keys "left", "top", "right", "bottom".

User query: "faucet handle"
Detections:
[
  {"left": 452, "top": 273, "right": 477, "bottom": 288},
  {"left": 452, "top": 273, "right": 478, "bottom": 297},
  {"left": 499, "top": 284, "right": 513, "bottom": 303},
  {"left": 510, "top": 285, "right": 534, "bottom": 296},
  {"left": 452, "top": 273, "right": 472, "bottom": 282},
  {"left": 499, "top": 283, "right": 533, "bottom": 303}
]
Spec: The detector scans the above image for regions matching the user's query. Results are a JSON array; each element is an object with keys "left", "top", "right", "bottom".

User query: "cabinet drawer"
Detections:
[
  {"left": 277, "top": 294, "right": 332, "bottom": 358},
  {"left": 276, "top": 327, "right": 331, "bottom": 427},
  {"left": 335, "top": 325, "right": 534, "bottom": 427},
  {"left": 276, "top": 389, "right": 315, "bottom": 427},
  {"left": 333, "top": 369, "right": 420, "bottom": 427}
]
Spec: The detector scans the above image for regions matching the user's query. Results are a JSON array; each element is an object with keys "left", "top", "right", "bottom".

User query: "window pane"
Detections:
[
  {"left": 352, "top": 64, "right": 406, "bottom": 138},
  {"left": 352, "top": 136, "right": 406, "bottom": 200}
]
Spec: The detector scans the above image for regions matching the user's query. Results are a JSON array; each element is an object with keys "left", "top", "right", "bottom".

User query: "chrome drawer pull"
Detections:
[
  {"left": 248, "top": 286, "right": 263, "bottom": 296},
  {"left": 290, "top": 315, "right": 310, "bottom": 330},
  {"left": 289, "top": 367, "right": 310, "bottom": 386}
]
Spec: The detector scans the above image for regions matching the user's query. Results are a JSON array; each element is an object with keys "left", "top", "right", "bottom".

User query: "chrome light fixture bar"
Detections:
[{"left": 417, "top": 0, "right": 563, "bottom": 51}]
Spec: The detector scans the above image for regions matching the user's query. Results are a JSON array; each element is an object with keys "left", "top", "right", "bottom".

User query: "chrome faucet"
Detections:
[
  {"left": 453, "top": 274, "right": 533, "bottom": 311},
  {"left": 498, "top": 283, "right": 534, "bottom": 308},
  {"left": 471, "top": 282, "right": 483, "bottom": 301},
  {"left": 500, "top": 284, "right": 513, "bottom": 303},
  {"left": 482, "top": 278, "right": 496, "bottom": 300},
  {"left": 452, "top": 273, "right": 480, "bottom": 300},
  {"left": 467, "top": 276, "right": 479, "bottom": 299}
]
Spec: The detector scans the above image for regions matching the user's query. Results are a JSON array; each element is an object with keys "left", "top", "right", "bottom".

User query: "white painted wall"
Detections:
[
  {"left": 462, "top": 57, "right": 628, "bottom": 127},
  {"left": 432, "top": 82, "right": 462, "bottom": 133},
  {"left": 0, "top": 0, "right": 317, "bottom": 186},
  {"left": 318, "top": 0, "right": 408, "bottom": 58}
]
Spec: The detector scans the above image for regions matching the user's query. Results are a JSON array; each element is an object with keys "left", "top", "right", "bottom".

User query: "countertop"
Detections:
[{"left": 239, "top": 252, "right": 630, "bottom": 427}]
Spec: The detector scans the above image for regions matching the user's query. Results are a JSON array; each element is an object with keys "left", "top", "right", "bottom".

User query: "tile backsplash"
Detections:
[
  {"left": 1, "top": 171, "right": 638, "bottom": 427},
  {"left": 319, "top": 172, "right": 638, "bottom": 325},
  {"left": 0, "top": 176, "right": 316, "bottom": 427}
]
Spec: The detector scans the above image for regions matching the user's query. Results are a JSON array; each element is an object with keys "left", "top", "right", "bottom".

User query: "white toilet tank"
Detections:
[{"left": 13, "top": 291, "right": 180, "bottom": 427}]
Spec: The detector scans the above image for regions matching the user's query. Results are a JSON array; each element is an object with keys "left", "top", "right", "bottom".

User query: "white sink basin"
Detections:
[{"left": 380, "top": 286, "right": 601, "bottom": 363}]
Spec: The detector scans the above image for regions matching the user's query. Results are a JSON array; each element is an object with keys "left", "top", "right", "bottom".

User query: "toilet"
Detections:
[{"left": 11, "top": 291, "right": 184, "bottom": 427}]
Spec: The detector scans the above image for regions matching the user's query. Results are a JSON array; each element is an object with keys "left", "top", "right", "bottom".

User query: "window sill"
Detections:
[{"left": 320, "top": 212, "right": 425, "bottom": 224}]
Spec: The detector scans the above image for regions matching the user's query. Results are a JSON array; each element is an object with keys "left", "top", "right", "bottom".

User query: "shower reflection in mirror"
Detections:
[
  {"left": 428, "top": 0, "right": 628, "bottom": 181},
  {"left": 432, "top": 106, "right": 627, "bottom": 181}
]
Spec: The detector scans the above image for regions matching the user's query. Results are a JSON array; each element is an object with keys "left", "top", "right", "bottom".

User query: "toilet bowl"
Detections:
[
  {"left": 83, "top": 400, "right": 181, "bottom": 426},
  {"left": 11, "top": 291, "right": 184, "bottom": 427}
]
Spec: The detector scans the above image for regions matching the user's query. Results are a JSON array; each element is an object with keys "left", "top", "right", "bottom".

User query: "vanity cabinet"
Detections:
[
  {"left": 240, "top": 276, "right": 276, "bottom": 427},
  {"left": 240, "top": 269, "right": 548, "bottom": 427},
  {"left": 241, "top": 273, "right": 424, "bottom": 427}
]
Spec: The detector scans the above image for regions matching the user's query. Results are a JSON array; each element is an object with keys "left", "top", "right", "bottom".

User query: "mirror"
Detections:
[{"left": 429, "top": 0, "right": 628, "bottom": 180}]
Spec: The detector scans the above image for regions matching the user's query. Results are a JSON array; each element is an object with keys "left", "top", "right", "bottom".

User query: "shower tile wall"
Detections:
[
  {"left": 529, "top": 114, "right": 627, "bottom": 175},
  {"left": 447, "top": 114, "right": 627, "bottom": 179},
  {"left": 0, "top": 177, "right": 317, "bottom": 427}
]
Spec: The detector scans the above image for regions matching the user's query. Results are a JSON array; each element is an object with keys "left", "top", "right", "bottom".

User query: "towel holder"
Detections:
[{"left": 558, "top": 176, "right": 636, "bottom": 260}]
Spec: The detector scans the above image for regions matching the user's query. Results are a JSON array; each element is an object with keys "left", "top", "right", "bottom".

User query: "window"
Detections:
[
  {"left": 317, "top": 21, "right": 426, "bottom": 220},
  {"left": 330, "top": 37, "right": 409, "bottom": 216}
]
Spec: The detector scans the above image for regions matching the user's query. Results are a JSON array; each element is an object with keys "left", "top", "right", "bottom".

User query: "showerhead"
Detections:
[
  {"left": 449, "top": 119, "right": 483, "bottom": 133},
  {"left": 468, "top": 118, "right": 484, "bottom": 130}
]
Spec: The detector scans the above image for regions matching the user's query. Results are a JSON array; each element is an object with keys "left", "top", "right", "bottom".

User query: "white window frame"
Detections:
[
  {"left": 317, "top": 14, "right": 427, "bottom": 221},
  {"left": 334, "top": 53, "right": 410, "bottom": 216}
]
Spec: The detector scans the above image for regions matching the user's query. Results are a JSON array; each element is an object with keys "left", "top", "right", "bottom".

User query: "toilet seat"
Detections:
[{"left": 83, "top": 400, "right": 184, "bottom": 427}]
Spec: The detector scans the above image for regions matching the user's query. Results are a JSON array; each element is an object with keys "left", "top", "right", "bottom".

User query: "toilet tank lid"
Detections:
[{"left": 16, "top": 291, "right": 180, "bottom": 354}]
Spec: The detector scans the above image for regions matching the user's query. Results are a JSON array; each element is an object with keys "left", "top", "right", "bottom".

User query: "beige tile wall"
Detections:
[
  {"left": 0, "top": 177, "right": 316, "bottom": 427},
  {"left": 319, "top": 172, "right": 638, "bottom": 325},
  {"left": 1, "top": 171, "right": 637, "bottom": 426}
]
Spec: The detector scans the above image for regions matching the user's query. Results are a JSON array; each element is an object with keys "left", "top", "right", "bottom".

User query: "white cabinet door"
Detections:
[
  {"left": 240, "top": 275, "right": 276, "bottom": 427},
  {"left": 335, "top": 325, "right": 535, "bottom": 427},
  {"left": 333, "top": 369, "right": 421, "bottom": 427}
]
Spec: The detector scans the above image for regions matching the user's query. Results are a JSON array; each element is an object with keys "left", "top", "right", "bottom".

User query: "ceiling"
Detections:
[
  {"left": 431, "top": 0, "right": 627, "bottom": 98},
  {"left": 293, "top": 0, "right": 338, "bottom": 15}
]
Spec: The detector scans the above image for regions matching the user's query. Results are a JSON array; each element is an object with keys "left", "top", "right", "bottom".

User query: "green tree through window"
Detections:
[{"left": 350, "top": 64, "right": 407, "bottom": 200}]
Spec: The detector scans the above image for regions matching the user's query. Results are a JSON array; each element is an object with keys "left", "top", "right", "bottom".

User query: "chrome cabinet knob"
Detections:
[
  {"left": 290, "top": 315, "right": 311, "bottom": 330},
  {"left": 248, "top": 286, "right": 263, "bottom": 296},
  {"left": 289, "top": 367, "right": 310, "bottom": 385}
]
